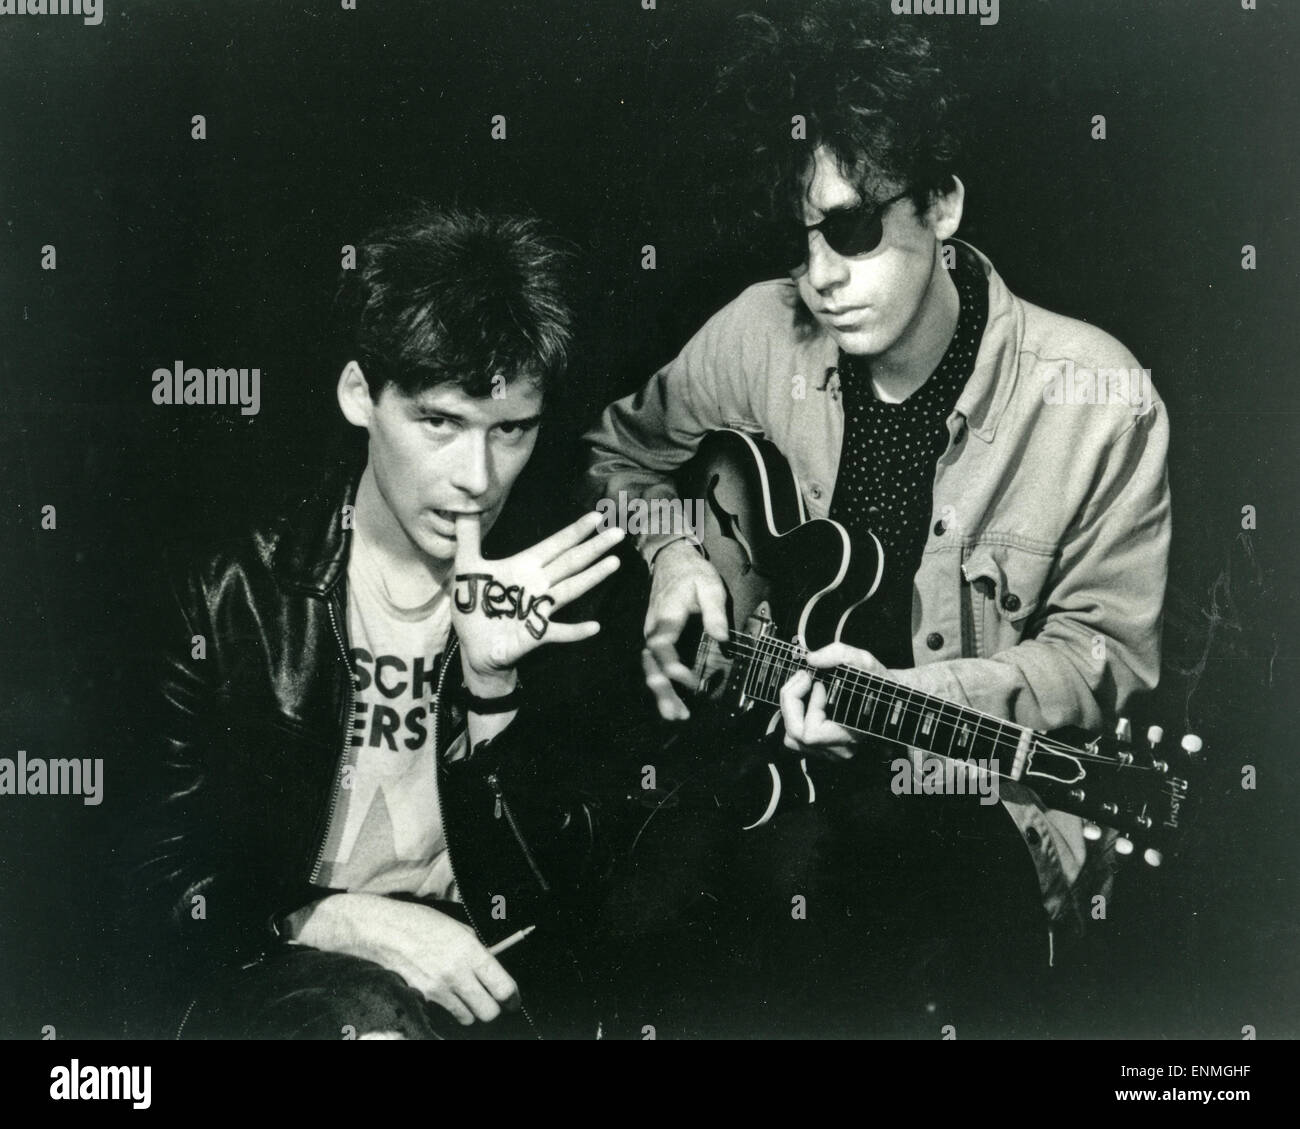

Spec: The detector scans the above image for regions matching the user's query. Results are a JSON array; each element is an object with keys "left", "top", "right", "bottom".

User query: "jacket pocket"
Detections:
[{"left": 961, "top": 542, "right": 1055, "bottom": 656}]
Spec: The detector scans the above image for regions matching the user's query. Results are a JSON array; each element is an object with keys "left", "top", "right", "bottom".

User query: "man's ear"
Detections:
[
  {"left": 337, "top": 361, "right": 375, "bottom": 429},
  {"left": 928, "top": 175, "right": 965, "bottom": 242}
]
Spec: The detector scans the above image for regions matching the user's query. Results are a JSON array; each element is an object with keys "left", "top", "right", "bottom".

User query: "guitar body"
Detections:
[
  {"left": 679, "top": 429, "right": 884, "bottom": 652},
  {"left": 677, "top": 429, "right": 889, "bottom": 827},
  {"left": 675, "top": 430, "right": 1193, "bottom": 854}
]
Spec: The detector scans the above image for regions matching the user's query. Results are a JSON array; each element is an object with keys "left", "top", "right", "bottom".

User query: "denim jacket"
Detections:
[{"left": 584, "top": 241, "right": 1171, "bottom": 933}]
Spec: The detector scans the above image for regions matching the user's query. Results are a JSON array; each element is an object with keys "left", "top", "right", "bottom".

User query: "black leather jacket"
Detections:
[{"left": 124, "top": 456, "right": 610, "bottom": 1036}]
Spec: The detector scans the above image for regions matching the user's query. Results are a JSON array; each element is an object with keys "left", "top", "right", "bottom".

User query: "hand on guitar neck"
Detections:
[
  {"left": 641, "top": 539, "right": 731, "bottom": 721},
  {"left": 779, "top": 641, "right": 891, "bottom": 761}
]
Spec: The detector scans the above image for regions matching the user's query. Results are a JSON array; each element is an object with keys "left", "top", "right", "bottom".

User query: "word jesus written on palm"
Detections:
[{"left": 454, "top": 573, "right": 555, "bottom": 640}]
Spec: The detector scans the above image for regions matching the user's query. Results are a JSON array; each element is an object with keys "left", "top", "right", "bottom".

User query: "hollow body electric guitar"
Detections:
[{"left": 676, "top": 429, "right": 1197, "bottom": 866}]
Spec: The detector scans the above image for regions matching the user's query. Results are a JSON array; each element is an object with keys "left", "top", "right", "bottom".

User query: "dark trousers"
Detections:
[{"left": 599, "top": 754, "right": 1051, "bottom": 1039}]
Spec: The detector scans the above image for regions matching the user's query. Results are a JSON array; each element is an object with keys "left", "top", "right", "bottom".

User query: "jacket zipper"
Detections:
[
  {"left": 433, "top": 637, "right": 541, "bottom": 1039},
  {"left": 486, "top": 772, "right": 550, "bottom": 893},
  {"left": 310, "top": 595, "right": 355, "bottom": 885},
  {"left": 173, "top": 995, "right": 198, "bottom": 1040}
]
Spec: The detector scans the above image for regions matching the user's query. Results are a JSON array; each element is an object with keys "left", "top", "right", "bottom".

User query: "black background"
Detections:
[{"left": 0, "top": 0, "right": 1296, "bottom": 1039}]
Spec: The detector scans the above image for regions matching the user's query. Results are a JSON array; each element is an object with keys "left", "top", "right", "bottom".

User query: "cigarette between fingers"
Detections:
[{"left": 488, "top": 924, "right": 535, "bottom": 955}]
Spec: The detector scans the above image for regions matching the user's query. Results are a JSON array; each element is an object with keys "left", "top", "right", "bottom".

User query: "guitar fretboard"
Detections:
[{"left": 700, "top": 630, "right": 1033, "bottom": 777}]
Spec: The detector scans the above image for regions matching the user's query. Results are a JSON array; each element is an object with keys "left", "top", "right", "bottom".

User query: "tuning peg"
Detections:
[
  {"left": 1115, "top": 837, "right": 1134, "bottom": 856},
  {"left": 1143, "top": 848, "right": 1163, "bottom": 868},
  {"left": 1181, "top": 734, "right": 1203, "bottom": 758},
  {"left": 1143, "top": 725, "right": 1168, "bottom": 771},
  {"left": 1110, "top": 717, "right": 1136, "bottom": 765},
  {"left": 1082, "top": 820, "right": 1103, "bottom": 842}
]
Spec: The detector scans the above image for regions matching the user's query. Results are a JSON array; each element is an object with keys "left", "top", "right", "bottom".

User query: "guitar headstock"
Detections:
[{"left": 1024, "top": 718, "right": 1199, "bottom": 867}]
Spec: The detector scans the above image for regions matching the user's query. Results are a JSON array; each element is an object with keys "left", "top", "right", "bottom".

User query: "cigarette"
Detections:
[{"left": 488, "top": 924, "right": 535, "bottom": 955}]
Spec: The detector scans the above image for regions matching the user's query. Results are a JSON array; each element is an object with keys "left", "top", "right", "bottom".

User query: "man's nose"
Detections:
[
  {"left": 449, "top": 432, "right": 492, "bottom": 498},
  {"left": 804, "top": 231, "right": 850, "bottom": 294}
]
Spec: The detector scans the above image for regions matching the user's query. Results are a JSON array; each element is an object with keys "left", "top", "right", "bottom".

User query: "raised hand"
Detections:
[
  {"left": 452, "top": 510, "right": 624, "bottom": 686},
  {"left": 641, "top": 540, "right": 731, "bottom": 721}
]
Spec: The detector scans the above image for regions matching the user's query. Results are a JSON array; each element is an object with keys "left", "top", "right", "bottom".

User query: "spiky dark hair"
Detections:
[{"left": 338, "top": 207, "right": 574, "bottom": 401}]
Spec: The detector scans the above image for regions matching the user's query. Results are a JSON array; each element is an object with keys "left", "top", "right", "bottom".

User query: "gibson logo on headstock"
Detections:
[{"left": 1162, "top": 781, "right": 1188, "bottom": 830}]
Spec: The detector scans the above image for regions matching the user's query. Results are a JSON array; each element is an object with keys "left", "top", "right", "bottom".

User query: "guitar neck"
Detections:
[{"left": 709, "top": 630, "right": 1038, "bottom": 779}]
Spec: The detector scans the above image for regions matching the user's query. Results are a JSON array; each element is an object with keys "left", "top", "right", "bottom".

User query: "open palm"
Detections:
[{"left": 452, "top": 511, "right": 624, "bottom": 680}]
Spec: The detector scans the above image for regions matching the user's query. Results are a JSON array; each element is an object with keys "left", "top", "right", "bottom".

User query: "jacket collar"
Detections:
[
  {"left": 270, "top": 449, "right": 366, "bottom": 596},
  {"left": 949, "top": 239, "right": 1025, "bottom": 444}
]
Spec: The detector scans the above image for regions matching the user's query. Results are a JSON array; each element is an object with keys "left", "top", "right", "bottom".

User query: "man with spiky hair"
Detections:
[
  {"left": 127, "top": 207, "right": 626, "bottom": 1039},
  {"left": 586, "top": 3, "right": 1170, "bottom": 1034}
]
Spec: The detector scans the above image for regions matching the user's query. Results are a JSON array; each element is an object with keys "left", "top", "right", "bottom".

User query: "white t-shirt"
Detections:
[{"left": 313, "top": 523, "right": 460, "bottom": 900}]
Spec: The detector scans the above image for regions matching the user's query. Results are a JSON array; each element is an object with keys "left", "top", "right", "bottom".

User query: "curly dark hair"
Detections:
[
  {"left": 337, "top": 207, "right": 574, "bottom": 402},
  {"left": 710, "top": 2, "right": 962, "bottom": 247}
]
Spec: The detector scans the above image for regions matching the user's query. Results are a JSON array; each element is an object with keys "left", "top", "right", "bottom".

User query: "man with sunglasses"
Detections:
[{"left": 584, "top": 5, "right": 1170, "bottom": 1035}]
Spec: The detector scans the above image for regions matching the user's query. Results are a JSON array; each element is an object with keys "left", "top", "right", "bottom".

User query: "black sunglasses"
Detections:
[{"left": 786, "top": 189, "right": 911, "bottom": 271}]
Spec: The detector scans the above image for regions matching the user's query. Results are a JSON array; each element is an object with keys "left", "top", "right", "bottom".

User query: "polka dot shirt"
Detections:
[{"left": 828, "top": 242, "right": 989, "bottom": 667}]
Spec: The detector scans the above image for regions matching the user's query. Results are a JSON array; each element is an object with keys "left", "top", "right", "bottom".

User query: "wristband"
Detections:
[{"left": 463, "top": 685, "right": 523, "bottom": 714}]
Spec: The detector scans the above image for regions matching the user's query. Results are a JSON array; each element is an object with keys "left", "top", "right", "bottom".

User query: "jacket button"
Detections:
[
  {"left": 1001, "top": 592, "right": 1021, "bottom": 612},
  {"left": 926, "top": 632, "right": 944, "bottom": 651},
  {"left": 1024, "top": 826, "right": 1041, "bottom": 847},
  {"left": 933, "top": 519, "right": 946, "bottom": 536}
]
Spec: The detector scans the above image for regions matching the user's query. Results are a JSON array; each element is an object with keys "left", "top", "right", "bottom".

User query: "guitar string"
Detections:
[
  {"left": 719, "top": 630, "right": 1165, "bottom": 772},
  {"left": 699, "top": 634, "right": 1186, "bottom": 815},
  {"left": 699, "top": 632, "right": 1184, "bottom": 789},
  {"left": 708, "top": 630, "right": 1046, "bottom": 756},
  {"left": 714, "top": 629, "right": 1132, "bottom": 759}
]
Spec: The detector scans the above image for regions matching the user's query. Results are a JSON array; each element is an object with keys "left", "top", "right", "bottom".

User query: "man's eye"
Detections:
[
  {"left": 495, "top": 421, "right": 535, "bottom": 444},
  {"left": 422, "top": 416, "right": 455, "bottom": 430}
]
